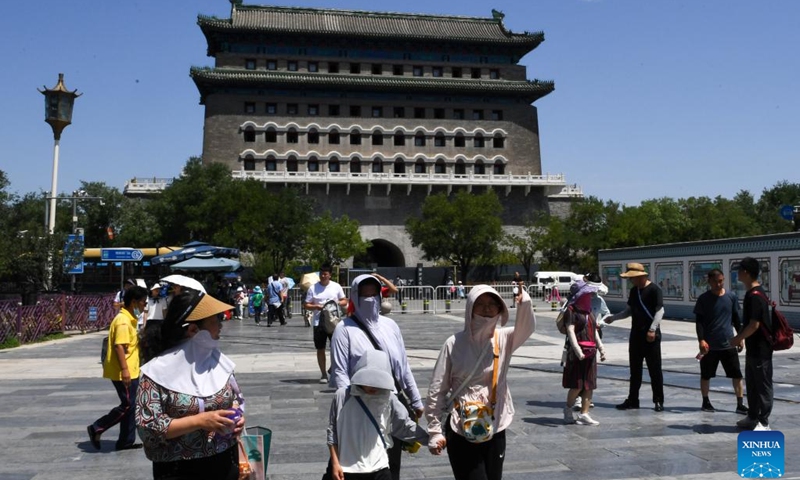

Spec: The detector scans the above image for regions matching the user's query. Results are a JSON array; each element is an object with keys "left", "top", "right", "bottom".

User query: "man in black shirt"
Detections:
[
  {"left": 605, "top": 263, "right": 665, "bottom": 412},
  {"left": 731, "top": 257, "right": 773, "bottom": 431},
  {"left": 693, "top": 268, "right": 746, "bottom": 413}
]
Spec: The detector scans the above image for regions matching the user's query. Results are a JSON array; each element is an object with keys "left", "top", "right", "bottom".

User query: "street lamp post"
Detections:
[{"left": 39, "top": 73, "right": 80, "bottom": 234}]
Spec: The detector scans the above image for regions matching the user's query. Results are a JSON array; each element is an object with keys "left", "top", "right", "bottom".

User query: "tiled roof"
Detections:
[
  {"left": 190, "top": 67, "right": 554, "bottom": 103},
  {"left": 198, "top": 4, "right": 543, "bottom": 48}
]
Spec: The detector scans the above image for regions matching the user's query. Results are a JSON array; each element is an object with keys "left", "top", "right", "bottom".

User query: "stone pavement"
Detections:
[{"left": 1, "top": 302, "right": 798, "bottom": 480}]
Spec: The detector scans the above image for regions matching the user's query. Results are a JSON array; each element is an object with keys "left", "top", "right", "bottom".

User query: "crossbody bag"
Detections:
[{"left": 450, "top": 331, "right": 499, "bottom": 443}]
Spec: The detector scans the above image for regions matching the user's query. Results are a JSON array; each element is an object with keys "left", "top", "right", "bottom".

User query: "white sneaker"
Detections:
[
  {"left": 576, "top": 413, "right": 600, "bottom": 426},
  {"left": 563, "top": 407, "right": 575, "bottom": 424},
  {"left": 573, "top": 397, "right": 582, "bottom": 411},
  {"left": 737, "top": 416, "right": 759, "bottom": 430},
  {"left": 754, "top": 422, "right": 771, "bottom": 431},
  {"left": 319, "top": 376, "right": 328, "bottom": 384}
]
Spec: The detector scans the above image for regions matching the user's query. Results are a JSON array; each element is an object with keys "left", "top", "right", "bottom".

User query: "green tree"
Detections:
[
  {"left": 406, "top": 190, "right": 503, "bottom": 283},
  {"left": 262, "top": 187, "right": 315, "bottom": 273},
  {"left": 152, "top": 157, "right": 234, "bottom": 244},
  {"left": 755, "top": 181, "right": 800, "bottom": 233},
  {"left": 114, "top": 197, "right": 163, "bottom": 247},
  {"left": 303, "top": 211, "right": 371, "bottom": 267},
  {"left": 503, "top": 223, "right": 541, "bottom": 281}
]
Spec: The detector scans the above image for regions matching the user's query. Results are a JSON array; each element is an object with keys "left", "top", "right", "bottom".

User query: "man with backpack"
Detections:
[
  {"left": 731, "top": 257, "right": 774, "bottom": 431},
  {"left": 303, "top": 264, "right": 347, "bottom": 384}
]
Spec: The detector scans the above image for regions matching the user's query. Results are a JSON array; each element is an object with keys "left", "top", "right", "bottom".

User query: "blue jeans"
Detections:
[{"left": 92, "top": 378, "right": 139, "bottom": 448}]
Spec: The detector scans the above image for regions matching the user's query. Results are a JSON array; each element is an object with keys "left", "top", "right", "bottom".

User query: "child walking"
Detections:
[{"left": 326, "top": 350, "right": 428, "bottom": 480}]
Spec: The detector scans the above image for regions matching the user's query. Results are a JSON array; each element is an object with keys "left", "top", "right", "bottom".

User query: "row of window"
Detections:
[
  {"left": 244, "top": 59, "right": 501, "bottom": 79},
  {"left": 241, "top": 157, "right": 506, "bottom": 175},
  {"left": 244, "top": 129, "right": 505, "bottom": 148},
  {"left": 244, "top": 102, "right": 503, "bottom": 121}
]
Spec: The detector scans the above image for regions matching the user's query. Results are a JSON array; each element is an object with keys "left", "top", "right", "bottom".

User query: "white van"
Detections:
[{"left": 529, "top": 271, "right": 582, "bottom": 295}]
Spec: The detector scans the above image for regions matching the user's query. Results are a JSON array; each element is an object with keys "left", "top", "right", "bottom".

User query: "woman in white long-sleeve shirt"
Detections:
[{"left": 425, "top": 284, "right": 535, "bottom": 480}]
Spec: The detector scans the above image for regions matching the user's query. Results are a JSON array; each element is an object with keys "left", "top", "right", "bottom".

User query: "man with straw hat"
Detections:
[{"left": 604, "top": 263, "right": 666, "bottom": 412}]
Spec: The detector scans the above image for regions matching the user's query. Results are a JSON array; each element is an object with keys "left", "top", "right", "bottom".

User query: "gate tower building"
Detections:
[{"left": 180, "top": 1, "right": 581, "bottom": 267}]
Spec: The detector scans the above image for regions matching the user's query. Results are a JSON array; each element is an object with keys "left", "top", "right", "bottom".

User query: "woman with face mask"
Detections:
[
  {"left": 135, "top": 290, "right": 244, "bottom": 480},
  {"left": 562, "top": 281, "right": 606, "bottom": 426},
  {"left": 425, "top": 284, "right": 536, "bottom": 480}
]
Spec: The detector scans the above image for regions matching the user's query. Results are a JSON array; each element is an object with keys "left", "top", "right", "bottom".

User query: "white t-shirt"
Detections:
[
  {"left": 304, "top": 281, "right": 345, "bottom": 327},
  {"left": 146, "top": 296, "right": 166, "bottom": 321}
]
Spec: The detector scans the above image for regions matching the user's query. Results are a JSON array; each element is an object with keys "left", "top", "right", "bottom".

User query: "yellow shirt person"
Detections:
[{"left": 103, "top": 308, "right": 140, "bottom": 381}]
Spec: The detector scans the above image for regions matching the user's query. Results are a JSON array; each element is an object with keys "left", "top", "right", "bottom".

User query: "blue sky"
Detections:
[{"left": 1, "top": 0, "right": 797, "bottom": 206}]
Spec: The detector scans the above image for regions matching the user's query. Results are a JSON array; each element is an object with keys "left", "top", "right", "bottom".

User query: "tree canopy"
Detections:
[{"left": 406, "top": 190, "right": 503, "bottom": 283}]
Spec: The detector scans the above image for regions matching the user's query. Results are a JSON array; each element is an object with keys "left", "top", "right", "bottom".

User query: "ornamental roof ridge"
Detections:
[
  {"left": 190, "top": 66, "right": 554, "bottom": 87},
  {"left": 197, "top": 3, "right": 544, "bottom": 45},
  {"left": 189, "top": 67, "right": 554, "bottom": 101}
]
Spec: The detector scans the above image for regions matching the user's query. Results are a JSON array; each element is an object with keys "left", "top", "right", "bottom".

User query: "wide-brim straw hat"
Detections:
[
  {"left": 620, "top": 262, "right": 648, "bottom": 278},
  {"left": 185, "top": 292, "right": 234, "bottom": 322}
]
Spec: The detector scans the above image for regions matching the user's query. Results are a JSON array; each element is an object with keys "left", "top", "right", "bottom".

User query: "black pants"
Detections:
[
  {"left": 445, "top": 421, "right": 506, "bottom": 480},
  {"left": 268, "top": 303, "right": 285, "bottom": 325},
  {"left": 745, "top": 355, "right": 773, "bottom": 425},
  {"left": 628, "top": 335, "right": 664, "bottom": 404},
  {"left": 92, "top": 378, "right": 138, "bottom": 449},
  {"left": 152, "top": 445, "right": 239, "bottom": 480}
]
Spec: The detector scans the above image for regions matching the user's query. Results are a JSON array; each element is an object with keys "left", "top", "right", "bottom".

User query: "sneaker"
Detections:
[
  {"left": 589, "top": 402, "right": 595, "bottom": 408},
  {"left": 575, "top": 413, "right": 600, "bottom": 426},
  {"left": 654, "top": 402, "right": 664, "bottom": 412},
  {"left": 319, "top": 376, "right": 328, "bottom": 384},
  {"left": 616, "top": 399, "right": 639, "bottom": 410},
  {"left": 737, "top": 416, "right": 759, "bottom": 430},
  {"left": 701, "top": 401, "right": 715, "bottom": 412},
  {"left": 736, "top": 404, "right": 749, "bottom": 415},
  {"left": 563, "top": 407, "right": 575, "bottom": 424},
  {"left": 573, "top": 397, "right": 582, "bottom": 411},
  {"left": 754, "top": 422, "right": 771, "bottom": 431}
]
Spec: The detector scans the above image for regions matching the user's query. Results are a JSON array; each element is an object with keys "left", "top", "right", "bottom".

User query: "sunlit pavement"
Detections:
[{"left": 1, "top": 302, "right": 798, "bottom": 479}]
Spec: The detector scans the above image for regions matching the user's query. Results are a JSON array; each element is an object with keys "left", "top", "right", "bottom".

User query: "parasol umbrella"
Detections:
[
  {"left": 151, "top": 242, "right": 239, "bottom": 266},
  {"left": 300, "top": 272, "right": 320, "bottom": 291},
  {"left": 170, "top": 256, "right": 242, "bottom": 273},
  {"left": 160, "top": 274, "right": 206, "bottom": 293}
]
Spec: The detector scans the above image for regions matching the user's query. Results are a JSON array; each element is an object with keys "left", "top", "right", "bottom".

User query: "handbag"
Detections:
[
  {"left": 577, "top": 312, "right": 597, "bottom": 359},
  {"left": 237, "top": 438, "right": 255, "bottom": 480},
  {"left": 453, "top": 331, "right": 499, "bottom": 444},
  {"left": 240, "top": 426, "right": 271, "bottom": 480}
]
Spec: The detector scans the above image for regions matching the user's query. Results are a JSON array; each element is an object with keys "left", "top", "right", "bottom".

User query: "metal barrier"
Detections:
[
  {"left": 279, "top": 283, "right": 560, "bottom": 318},
  {"left": 386, "top": 286, "right": 436, "bottom": 314},
  {"left": 0, "top": 294, "right": 115, "bottom": 346}
]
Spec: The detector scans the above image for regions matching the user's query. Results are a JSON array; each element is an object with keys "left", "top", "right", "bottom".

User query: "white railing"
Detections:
[
  {"left": 268, "top": 284, "right": 561, "bottom": 318},
  {"left": 123, "top": 177, "right": 173, "bottom": 195},
  {"left": 231, "top": 170, "right": 568, "bottom": 186}
]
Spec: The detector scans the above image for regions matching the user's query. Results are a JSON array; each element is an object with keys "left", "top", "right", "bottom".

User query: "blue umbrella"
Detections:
[
  {"left": 151, "top": 242, "right": 239, "bottom": 265},
  {"left": 169, "top": 256, "right": 242, "bottom": 273}
]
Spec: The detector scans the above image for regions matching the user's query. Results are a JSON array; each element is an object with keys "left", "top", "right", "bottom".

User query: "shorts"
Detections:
[
  {"left": 700, "top": 348, "right": 743, "bottom": 380},
  {"left": 314, "top": 323, "right": 331, "bottom": 350}
]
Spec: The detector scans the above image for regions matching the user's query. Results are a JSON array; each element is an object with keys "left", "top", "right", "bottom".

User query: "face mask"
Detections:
[
  {"left": 193, "top": 329, "right": 220, "bottom": 351},
  {"left": 358, "top": 295, "right": 381, "bottom": 319},
  {"left": 470, "top": 314, "right": 501, "bottom": 340},
  {"left": 133, "top": 308, "right": 141, "bottom": 317}
]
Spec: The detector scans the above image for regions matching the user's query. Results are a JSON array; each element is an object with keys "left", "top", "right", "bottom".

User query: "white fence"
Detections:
[{"left": 280, "top": 284, "right": 561, "bottom": 317}]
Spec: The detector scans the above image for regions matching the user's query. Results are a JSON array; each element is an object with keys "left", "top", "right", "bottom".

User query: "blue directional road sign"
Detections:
[
  {"left": 101, "top": 248, "right": 144, "bottom": 262},
  {"left": 780, "top": 205, "right": 794, "bottom": 221},
  {"left": 63, "top": 234, "right": 84, "bottom": 275}
]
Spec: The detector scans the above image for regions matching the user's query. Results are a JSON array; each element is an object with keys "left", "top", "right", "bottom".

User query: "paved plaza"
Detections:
[{"left": 1, "top": 301, "right": 798, "bottom": 480}]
